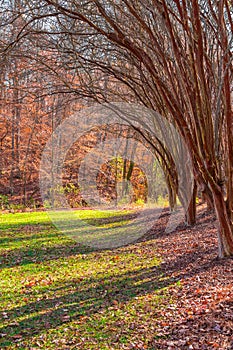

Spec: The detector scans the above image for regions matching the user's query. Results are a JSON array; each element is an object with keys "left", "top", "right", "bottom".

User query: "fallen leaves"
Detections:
[
  {"left": 1, "top": 206, "right": 233, "bottom": 349},
  {"left": 144, "top": 207, "right": 233, "bottom": 349},
  {"left": 23, "top": 276, "right": 54, "bottom": 289}
]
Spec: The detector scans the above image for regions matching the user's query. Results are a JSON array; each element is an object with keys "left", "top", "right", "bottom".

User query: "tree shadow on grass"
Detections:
[
  {"left": 1, "top": 207, "right": 229, "bottom": 347},
  {"left": 0, "top": 263, "right": 167, "bottom": 346},
  {"left": 0, "top": 244, "right": 230, "bottom": 347},
  {"left": 0, "top": 207, "right": 167, "bottom": 269},
  {"left": 0, "top": 242, "right": 94, "bottom": 268},
  {"left": 0, "top": 232, "right": 64, "bottom": 246}
]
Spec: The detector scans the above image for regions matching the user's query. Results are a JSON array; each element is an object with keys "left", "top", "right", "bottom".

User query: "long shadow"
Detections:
[
  {"left": 0, "top": 221, "right": 53, "bottom": 231},
  {"left": 1, "top": 212, "right": 230, "bottom": 347},
  {"left": 158, "top": 246, "right": 226, "bottom": 281},
  {"left": 0, "top": 232, "right": 62, "bottom": 245},
  {"left": 0, "top": 264, "right": 167, "bottom": 346},
  {"left": 0, "top": 242, "right": 94, "bottom": 268},
  {"left": 84, "top": 212, "right": 138, "bottom": 225},
  {"left": 0, "top": 207, "right": 169, "bottom": 269},
  {"left": 1, "top": 244, "right": 229, "bottom": 347},
  {"left": 153, "top": 293, "right": 233, "bottom": 348},
  {"left": 0, "top": 205, "right": 221, "bottom": 272},
  {"left": 136, "top": 208, "right": 216, "bottom": 243}
]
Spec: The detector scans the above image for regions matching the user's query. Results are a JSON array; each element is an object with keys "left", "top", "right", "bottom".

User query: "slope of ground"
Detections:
[
  {"left": 0, "top": 206, "right": 232, "bottom": 349},
  {"left": 145, "top": 206, "right": 233, "bottom": 349}
]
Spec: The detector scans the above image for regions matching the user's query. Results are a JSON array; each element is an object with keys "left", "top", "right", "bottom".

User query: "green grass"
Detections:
[{"left": 0, "top": 209, "right": 175, "bottom": 349}]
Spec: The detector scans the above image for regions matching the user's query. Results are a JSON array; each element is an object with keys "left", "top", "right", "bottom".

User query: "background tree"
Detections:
[{"left": 1, "top": 0, "right": 232, "bottom": 256}]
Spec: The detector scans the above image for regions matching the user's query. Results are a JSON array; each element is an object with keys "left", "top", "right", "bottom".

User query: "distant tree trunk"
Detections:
[
  {"left": 166, "top": 176, "right": 177, "bottom": 212},
  {"left": 196, "top": 172, "right": 214, "bottom": 210},
  {"left": 201, "top": 184, "right": 214, "bottom": 211},
  {"left": 185, "top": 181, "right": 197, "bottom": 226},
  {"left": 6, "top": 0, "right": 232, "bottom": 257}
]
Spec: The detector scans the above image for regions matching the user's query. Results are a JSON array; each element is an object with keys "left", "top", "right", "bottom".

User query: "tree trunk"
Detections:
[
  {"left": 211, "top": 187, "right": 233, "bottom": 257},
  {"left": 185, "top": 181, "right": 197, "bottom": 226},
  {"left": 201, "top": 184, "right": 214, "bottom": 211},
  {"left": 167, "top": 182, "right": 177, "bottom": 212}
]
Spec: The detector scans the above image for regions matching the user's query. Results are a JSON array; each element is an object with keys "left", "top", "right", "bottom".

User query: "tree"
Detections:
[{"left": 2, "top": 0, "right": 233, "bottom": 256}]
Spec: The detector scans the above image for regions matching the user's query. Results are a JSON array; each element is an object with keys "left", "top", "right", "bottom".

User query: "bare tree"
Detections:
[{"left": 1, "top": 0, "right": 233, "bottom": 256}]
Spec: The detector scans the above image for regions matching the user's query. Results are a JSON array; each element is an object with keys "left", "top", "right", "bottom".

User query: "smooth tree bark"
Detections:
[
  {"left": 185, "top": 181, "right": 197, "bottom": 226},
  {"left": 2, "top": 0, "right": 233, "bottom": 256}
]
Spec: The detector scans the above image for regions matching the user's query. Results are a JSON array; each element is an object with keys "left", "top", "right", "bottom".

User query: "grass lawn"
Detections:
[{"left": 0, "top": 210, "right": 175, "bottom": 349}]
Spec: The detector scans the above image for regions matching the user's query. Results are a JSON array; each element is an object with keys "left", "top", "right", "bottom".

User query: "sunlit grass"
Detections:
[{"left": 0, "top": 209, "right": 173, "bottom": 349}]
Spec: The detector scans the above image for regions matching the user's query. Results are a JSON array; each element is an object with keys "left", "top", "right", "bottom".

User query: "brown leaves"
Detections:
[
  {"left": 146, "top": 207, "right": 233, "bottom": 349},
  {"left": 23, "top": 276, "right": 53, "bottom": 289}
]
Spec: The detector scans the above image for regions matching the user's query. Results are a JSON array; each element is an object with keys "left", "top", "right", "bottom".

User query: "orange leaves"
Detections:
[
  {"left": 25, "top": 280, "right": 36, "bottom": 288},
  {"left": 111, "top": 255, "right": 120, "bottom": 262},
  {"left": 207, "top": 342, "right": 220, "bottom": 348},
  {"left": 23, "top": 126, "right": 32, "bottom": 135},
  {"left": 194, "top": 288, "right": 202, "bottom": 295},
  {"left": 23, "top": 276, "right": 53, "bottom": 289}
]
